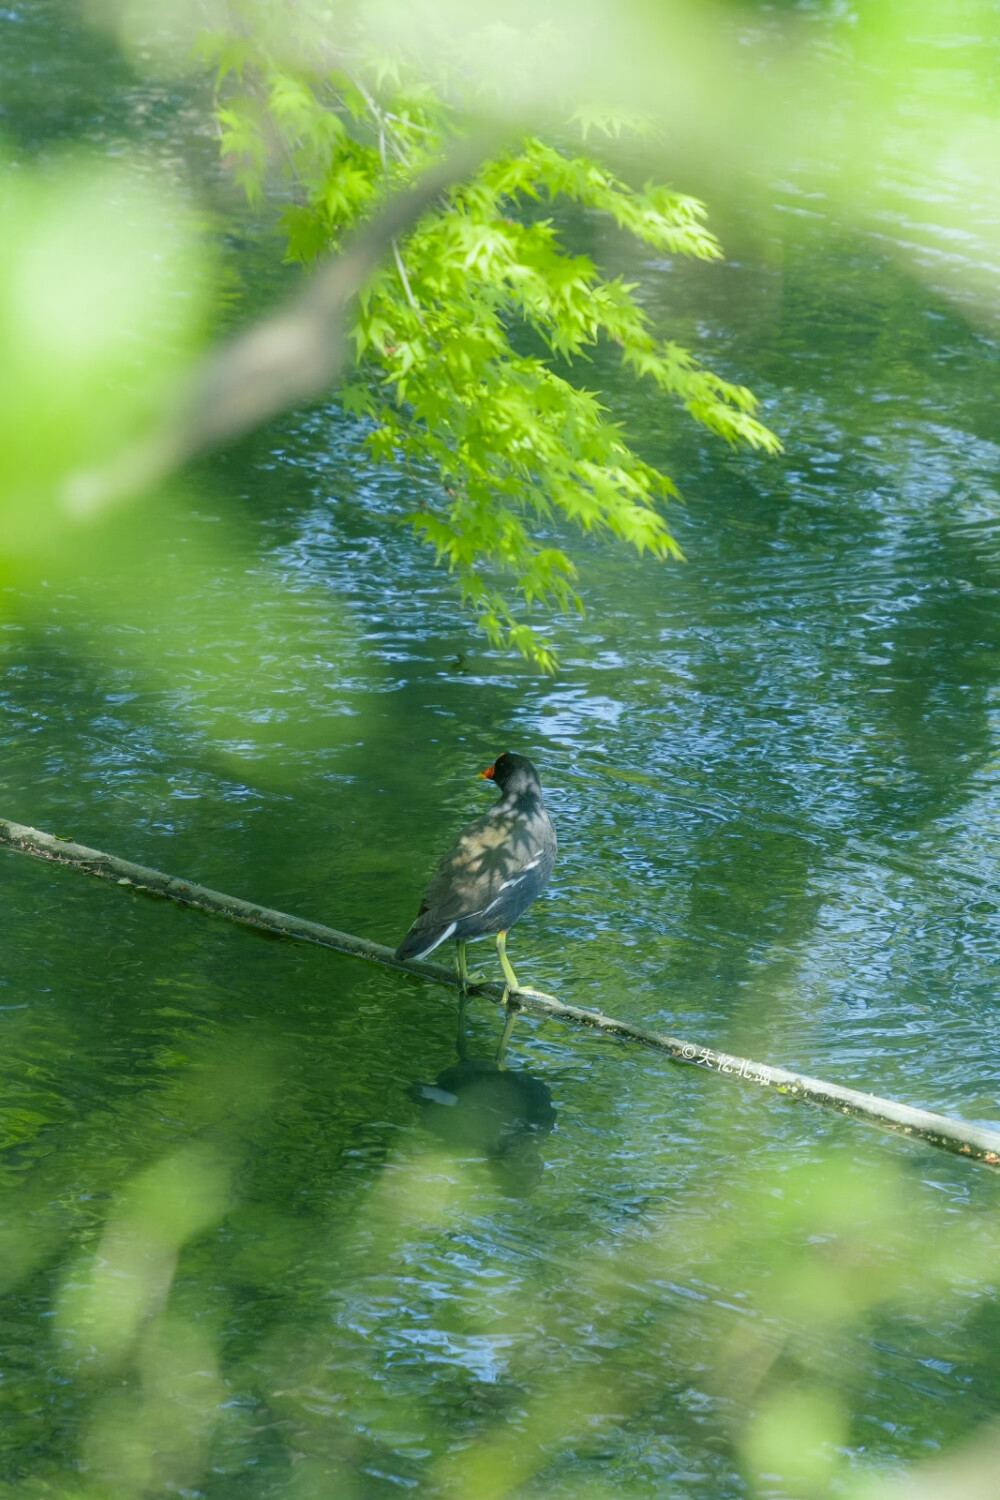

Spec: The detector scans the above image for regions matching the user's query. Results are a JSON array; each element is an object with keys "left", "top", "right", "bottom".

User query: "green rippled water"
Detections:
[{"left": 0, "top": 4, "right": 997, "bottom": 1496}]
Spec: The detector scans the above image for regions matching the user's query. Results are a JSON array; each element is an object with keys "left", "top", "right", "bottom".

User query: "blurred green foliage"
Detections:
[
  {"left": 0, "top": 140, "right": 368, "bottom": 779},
  {"left": 0, "top": 155, "right": 208, "bottom": 567},
  {"left": 3, "top": 0, "right": 995, "bottom": 668},
  {"left": 199, "top": 32, "right": 780, "bottom": 668},
  {"left": 1, "top": 985, "right": 995, "bottom": 1499},
  {"left": 0, "top": 3, "right": 996, "bottom": 1498}
]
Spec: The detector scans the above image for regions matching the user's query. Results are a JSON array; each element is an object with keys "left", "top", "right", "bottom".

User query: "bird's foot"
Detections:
[
  {"left": 510, "top": 984, "right": 559, "bottom": 1003},
  {"left": 459, "top": 970, "right": 490, "bottom": 994},
  {"left": 456, "top": 941, "right": 490, "bottom": 995}
]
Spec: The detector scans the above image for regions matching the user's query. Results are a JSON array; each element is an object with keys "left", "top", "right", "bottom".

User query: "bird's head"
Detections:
[{"left": 479, "top": 751, "right": 541, "bottom": 796}]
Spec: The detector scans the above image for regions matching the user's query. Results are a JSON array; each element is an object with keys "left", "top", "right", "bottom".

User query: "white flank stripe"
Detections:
[
  {"left": 488, "top": 853, "right": 546, "bottom": 905},
  {"left": 409, "top": 921, "right": 457, "bottom": 961}
]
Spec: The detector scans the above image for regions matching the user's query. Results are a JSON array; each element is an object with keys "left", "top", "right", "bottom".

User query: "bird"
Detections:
[{"left": 395, "top": 751, "right": 557, "bottom": 1059}]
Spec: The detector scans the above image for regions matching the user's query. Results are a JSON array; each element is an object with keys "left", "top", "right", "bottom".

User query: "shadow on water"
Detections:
[{"left": 411, "top": 1003, "right": 558, "bottom": 1197}]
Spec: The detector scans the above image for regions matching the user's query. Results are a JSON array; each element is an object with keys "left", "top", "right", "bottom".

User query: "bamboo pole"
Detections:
[{"left": 2, "top": 816, "right": 998, "bottom": 1169}]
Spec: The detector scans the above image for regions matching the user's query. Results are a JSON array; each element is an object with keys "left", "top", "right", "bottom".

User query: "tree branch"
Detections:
[{"left": 64, "top": 135, "right": 492, "bottom": 516}]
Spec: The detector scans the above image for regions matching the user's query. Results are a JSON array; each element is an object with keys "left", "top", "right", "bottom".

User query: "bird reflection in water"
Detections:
[{"left": 412, "top": 1011, "right": 557, "bottom": 1196}]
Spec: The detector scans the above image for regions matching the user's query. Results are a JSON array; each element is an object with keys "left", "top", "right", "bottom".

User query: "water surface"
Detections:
[{"left": 0, "top": 4, "right": 998, "bottom": 1496}]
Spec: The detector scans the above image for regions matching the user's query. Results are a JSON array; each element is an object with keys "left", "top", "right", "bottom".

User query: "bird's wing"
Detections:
[{"left": 414, "top": 809, "right": 548, "bottom": 927}]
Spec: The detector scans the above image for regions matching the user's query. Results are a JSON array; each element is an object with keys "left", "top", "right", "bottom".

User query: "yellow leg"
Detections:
[
  {"left": 495, "top": 930, "right": 520, "bottom": 1068},
  {"left": 456, "top": 939, "right": 486, "bottom": 994},
  {"left": 495, "top": 931, "right": 557, "bottom": 1007},
  {"left": 495, "top": 930, "right": 519, "bottom": 993}
]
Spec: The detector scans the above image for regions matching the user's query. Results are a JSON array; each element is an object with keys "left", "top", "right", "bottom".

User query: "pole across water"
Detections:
[{"left": 2, "top": 816, "right": 997, "bottom": 1170}]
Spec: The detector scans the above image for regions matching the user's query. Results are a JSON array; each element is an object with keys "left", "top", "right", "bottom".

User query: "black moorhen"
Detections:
[{"left": 395, "top": 752, "right": 557, "bottom": 1056}]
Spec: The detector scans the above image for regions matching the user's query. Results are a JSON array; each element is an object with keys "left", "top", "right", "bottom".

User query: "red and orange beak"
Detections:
[{"left": 478, "top": 763, "right": 496, "bottom": 780}]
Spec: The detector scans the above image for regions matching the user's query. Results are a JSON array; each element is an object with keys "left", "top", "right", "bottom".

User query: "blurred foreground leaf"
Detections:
[{"left": 0, "top": 155, "right": 209, "bottom": 566}]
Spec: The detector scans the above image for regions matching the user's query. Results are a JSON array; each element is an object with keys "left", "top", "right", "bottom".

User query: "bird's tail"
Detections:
[{"left": 394, "top": 920, "right": 457, "bottom": 963}]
